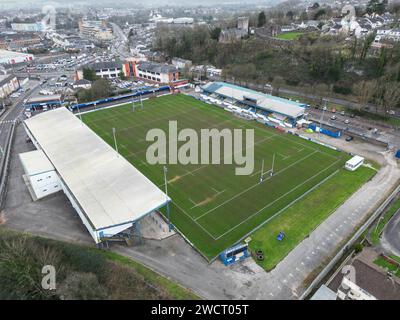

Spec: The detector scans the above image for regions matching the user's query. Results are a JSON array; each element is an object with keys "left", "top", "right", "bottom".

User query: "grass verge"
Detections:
[
  {"left": 374, "top": 256, "right": 400, "bottom": 278},
  {"left": 371, "top": 197, "right": 400, "bottom": 245},
  {"left": 274, "top": 32, "right": 304, "bottom": 40}
]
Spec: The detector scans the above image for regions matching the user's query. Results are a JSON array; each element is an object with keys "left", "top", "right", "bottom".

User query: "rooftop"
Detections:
[
  {"left": 0, "top": 49, "right": 34, "bottom": 59},
  {"left": 328, "top": 249, "right": 400, "bottom": 300},
  {"left": 137, "top": 61, "right": 178, "bottom": 74},
  {"left": 88, "top": 61, "right": 121, "bottom": 71},
  {"left": 26, "top": 95, "right": 62, "bottom": 104},
  {"left": 24, "top": 108, "right": 170, "bottom": 231},
  {"left": 203, "top": 82, "right": 306, "bottom": 119},
  {"left": 19, "top": 150, "right": 55, "bottom": 176}
]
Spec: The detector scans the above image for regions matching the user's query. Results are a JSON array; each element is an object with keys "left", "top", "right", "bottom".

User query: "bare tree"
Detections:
[
  {"left": 352, "top": 80, "right": 377, "bottom": 111},
  {"left": 382, "top": 82, "right": 400, "bottom": 114},
  {"left": 272, "top": 76, "right": 285, "bottom": 96}
]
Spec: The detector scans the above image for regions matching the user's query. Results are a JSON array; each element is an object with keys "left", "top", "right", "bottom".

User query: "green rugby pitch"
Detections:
[{"left": 82, "top": 94, "right": 370, "bottom": 261}]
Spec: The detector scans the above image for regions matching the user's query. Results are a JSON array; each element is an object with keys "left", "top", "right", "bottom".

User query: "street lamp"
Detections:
[
  {"left": 112, "top": 127, "right": 119, "bottom": 156},
  {"left": 131, "top": 82, "right": 135, "bottom": 112}
]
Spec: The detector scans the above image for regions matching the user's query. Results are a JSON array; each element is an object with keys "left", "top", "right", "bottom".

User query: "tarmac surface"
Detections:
[{"left": 381, "top": 205, "right": 400, "bottom": 257}]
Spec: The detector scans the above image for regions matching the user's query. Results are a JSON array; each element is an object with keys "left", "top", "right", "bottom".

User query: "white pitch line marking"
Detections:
[
  {"left": 211, "top": 162, "right": 341, "bottom": 240},
  {"left": 196, "top": 150, "right": 320, "bottom": 222}
]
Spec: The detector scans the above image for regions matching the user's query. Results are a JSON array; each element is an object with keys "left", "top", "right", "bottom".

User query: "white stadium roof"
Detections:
[
  {"left": 203, "top": 82, "right": 306, "bottom": 119},
  {"left": 24, "top": 107, "right": 169, "bottom": 232}
]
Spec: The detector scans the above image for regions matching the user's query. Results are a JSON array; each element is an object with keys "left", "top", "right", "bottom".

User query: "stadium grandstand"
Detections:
[
  {"left": 23, "top": 107, "right": 170, "bottom": 244},
  {"left": 201, "top": 82, "right": 308, "bottom": 126},
  {"left": 24, "top": 94, "right": 63, "bottom": 110}
]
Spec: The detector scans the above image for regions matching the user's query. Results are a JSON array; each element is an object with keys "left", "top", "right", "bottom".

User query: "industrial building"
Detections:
[
  {"left": 0, "top": 49, "right": 34, "bottom": 65},
  {"left": 22, "top": 108, "right": 170, "bottom": 243},
  {"left": 202, "top": 82, "right": 307, "bottom": 125},
  {"left": 0, "top": 74, "right": 20, "bottom": 99}
]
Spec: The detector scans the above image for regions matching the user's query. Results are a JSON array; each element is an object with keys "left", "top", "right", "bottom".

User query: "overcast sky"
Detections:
[{"left": 0, "top": 0, "right": 282, "bottom": 10}]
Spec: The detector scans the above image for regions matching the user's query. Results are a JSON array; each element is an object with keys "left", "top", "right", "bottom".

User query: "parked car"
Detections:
[
  {"left": 331, "top": 115, "right": 337, "bottom": 120},
  {"left": 345, "top": 136, "right": 353, "bottom": 142},
  {"left": 344, "top": 119, "right": 350, "bottom": 124}
]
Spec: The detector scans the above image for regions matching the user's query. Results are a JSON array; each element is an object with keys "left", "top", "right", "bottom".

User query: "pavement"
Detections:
[
  {"left": 1, "top": 124, "right": 92, "bottom": 244},
  {"left": 381, "top": 205, "right": 400, "bottom": 257},
  {"left": 2, "top": 117, "right": 400, "bottom": 299}
]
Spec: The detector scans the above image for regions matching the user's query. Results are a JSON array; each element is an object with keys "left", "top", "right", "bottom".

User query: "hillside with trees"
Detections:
[{"left": 153, "top": 2, "right": 400, "bottom": 113}]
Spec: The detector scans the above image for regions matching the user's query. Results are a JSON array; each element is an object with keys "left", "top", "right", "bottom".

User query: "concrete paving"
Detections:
[
  {"left": 2, "top": 122, "right": 400, "bottom": 300},
  {"left": 2, "top": 124, "right": 92, "bottom": 244}
]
